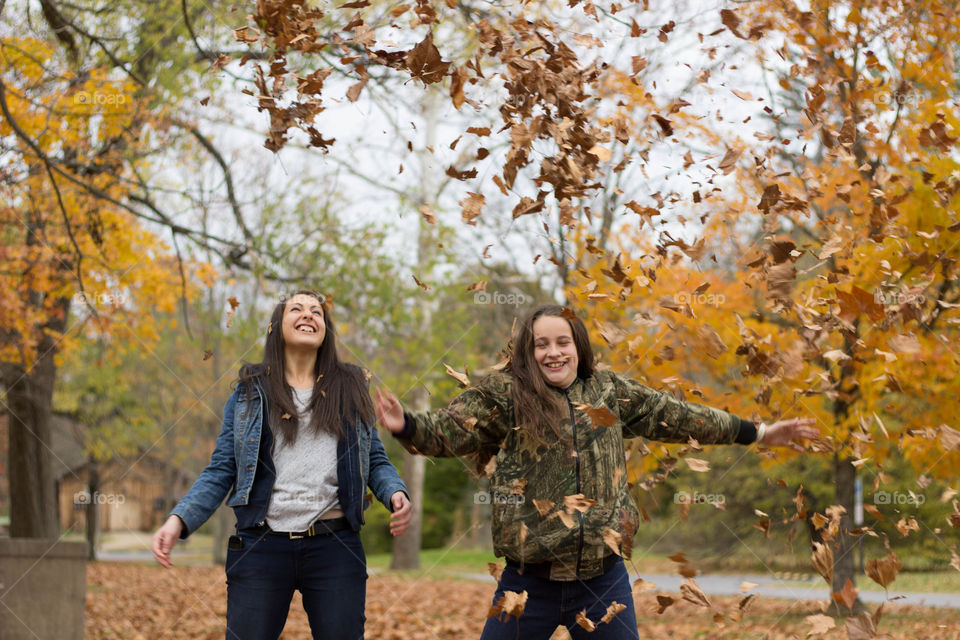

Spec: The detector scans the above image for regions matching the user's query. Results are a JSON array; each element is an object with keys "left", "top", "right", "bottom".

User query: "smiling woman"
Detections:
[
  {"left": 152, "top": 290, "right": 412, "bottom": 640},
  {"left": 374, "top": 303, "right": 819, "bottom": 640}
]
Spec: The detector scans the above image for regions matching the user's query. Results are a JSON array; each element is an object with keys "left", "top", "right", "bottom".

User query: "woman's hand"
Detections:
[
  {"left": 152, "top": 515, "right": 184, "bottom": 568},
  {"left": 759, "top": 417, "right": 819, "bottom": 449},
  {"left": 389, "top": 491, "right": 413, "bottom": 536},
  {"left": 374, "top": 388, "right": 405, "bottom": 435}
]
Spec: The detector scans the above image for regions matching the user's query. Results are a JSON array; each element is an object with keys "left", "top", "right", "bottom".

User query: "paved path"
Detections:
[{"left": 460, "top": 571, "right": 960, "bottom": 609}]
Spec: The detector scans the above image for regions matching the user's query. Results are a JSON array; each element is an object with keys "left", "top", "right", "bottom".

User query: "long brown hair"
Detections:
[
  {"left": 507, "top": 304, "right": 595, "bottom": 442},
  {"left": 237, "top": 290, "right": 373, "bottom": 442}
]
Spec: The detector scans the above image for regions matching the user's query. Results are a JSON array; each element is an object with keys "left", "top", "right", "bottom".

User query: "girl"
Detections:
[
  {"left": 153, "top": 291, "right": 411, "bottom": 640},
  {"left": 375, "top": 304, "right": 817, "bottom": 640}
]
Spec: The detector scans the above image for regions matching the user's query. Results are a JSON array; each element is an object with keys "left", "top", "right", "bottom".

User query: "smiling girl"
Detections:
[
  {"left": 153, "top": 291, "right": 411, "bottom": 640},
  {"left": 375, "top": 304, "right": 817, "bottom": 640}
]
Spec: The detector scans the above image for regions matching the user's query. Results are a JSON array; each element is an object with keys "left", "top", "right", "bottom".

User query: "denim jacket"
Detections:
[{"left": 171, "top": 377, "right": 407, "bottom": 537}]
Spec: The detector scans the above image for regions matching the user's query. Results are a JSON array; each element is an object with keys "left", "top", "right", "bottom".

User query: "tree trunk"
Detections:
[
  {"left": 5, "top": 323, "right": 63, "bottom": 539},
  {"left": 85, "top": 460, "right": 100, "bottom": 560},
  {"left": 830, "top": 455, "right": 866, "bottom": 615},
  {"left": 391, "top": 386, "right": 427, "bottom": 570}
]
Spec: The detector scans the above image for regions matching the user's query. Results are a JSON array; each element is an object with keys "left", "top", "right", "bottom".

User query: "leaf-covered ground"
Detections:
[{"left": 86, "top": 562, "right": 960, "bottom": 639}]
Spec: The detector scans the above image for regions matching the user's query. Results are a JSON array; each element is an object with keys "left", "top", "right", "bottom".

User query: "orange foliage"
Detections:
[{"left": 0, "top": 37, "right": 215, "bottom": 368}]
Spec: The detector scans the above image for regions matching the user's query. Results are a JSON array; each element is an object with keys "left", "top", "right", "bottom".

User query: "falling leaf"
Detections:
[
  {"left": 443, "top": 363, "right": 470, "bottom": 387},
  {"left": 488, "top": 562, "right": 504, "bottom": 582},
  {"left": 412, "top": 274, "right": 430, "bottom": 291},
  {"left": 487, "top": 590, "right": 528, "bottom": 620},
  {"left": 202, "top": 349, "right": 213, "bottom": 361},
  {"left": 460, "top": 192, "right": 485, "bottom": 225},
  {"left": 655, "top": 594, "right": 675, "bottom": 614},
  {"left": 730, "top": 88, "right": 754, "bottom": 101},
  {"left": 211, "top": 54, "right": 231, "bottom": 72},
  {"left": 600, "top": 602, "right": 626, "bottom": 624},
  {"left": 406, "top": 33, "right": 450, "bottom": 84},
  {"left": 281, "top": 412, "right": 292, "bottom": 420},
  {"left": 865, "top": 550, "right": 901, "bottom": 589},
  {"left": 574, "top": 403, "right": 617, "bottom": 427},
  {"left": 575, "top": 610, "right": 596, "bottom": 631},
  {"left": 588, "top": 145, "right": 613, "bottom": 162},
  {"left": 717, "top": 148, "right": 742, "bottom": 174},
  {"left": 633, "top": 578, "right": 656, "bottom": 594},
  {"left": 740, "top": 581, "right": 758, "bottom": 593},
  {"left": 602, "top": 528, "right": 622, "bottom": 556},
  {"left": 680, "top": 579, "right": 711, "bottom": 608},
  {"left": 684, "top": 457, "right": 710, "bottom": 472},
  {"left": 832, "top": 578, "right": 858, "bottom": 610},
  {"left": 811, "top": 541, "right": 833, "bottom": 585}
]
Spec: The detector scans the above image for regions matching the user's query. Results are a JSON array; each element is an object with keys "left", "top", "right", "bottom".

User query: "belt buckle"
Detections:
[{"left": 288, "top": 531, "right": 305, "bottom": 539}]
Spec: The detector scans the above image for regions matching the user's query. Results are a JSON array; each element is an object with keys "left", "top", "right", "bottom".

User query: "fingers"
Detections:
[
  {"left": 389, "top": 493, "right": 413, "bottom": 536},
  {"left": 152, "top": 532, "right": 173, "bottom": 568}
]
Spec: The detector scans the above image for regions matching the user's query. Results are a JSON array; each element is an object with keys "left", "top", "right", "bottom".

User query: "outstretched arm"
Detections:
[{"left": 374, "top": 381, "right": 510, "bottom": 457}]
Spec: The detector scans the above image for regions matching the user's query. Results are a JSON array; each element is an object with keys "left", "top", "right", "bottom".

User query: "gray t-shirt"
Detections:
[{"left": 265, "top": 387, "right": 341, "bottom": 531}]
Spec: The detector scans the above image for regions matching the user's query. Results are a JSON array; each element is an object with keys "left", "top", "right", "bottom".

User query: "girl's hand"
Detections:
[
  {"left": 760, "top": 417, "right": 819, "bottom": 449},
  {"left": 152, "top": 515, "right": 184, "bottom": 568},
  {"left": 374, "top": 388, "right": 405, "bottom": 435},
  {"left": 389, "top": 491, "right": 413, "bottom": 536}
]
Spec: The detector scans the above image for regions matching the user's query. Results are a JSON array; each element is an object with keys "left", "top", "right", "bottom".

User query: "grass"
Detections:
[{"left": 367, "top": 545, "right": 960, "bottom": 594}]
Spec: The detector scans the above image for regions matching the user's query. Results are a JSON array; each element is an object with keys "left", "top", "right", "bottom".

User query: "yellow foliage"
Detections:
[{"left": 0, "top": 36, "right": 216, "bottom": 369}]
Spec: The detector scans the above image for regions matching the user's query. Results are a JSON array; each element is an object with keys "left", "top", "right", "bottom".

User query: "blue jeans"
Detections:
[
  {"left": 480, "top": 559, "right": 639, "bottom": 640},
  {"left": 224, "top": 527, "right": 367, "bottom": 640}
]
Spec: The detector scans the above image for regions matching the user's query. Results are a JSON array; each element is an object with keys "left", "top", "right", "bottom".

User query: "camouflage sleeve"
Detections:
[
  {"left": 612, "top": 372, "right": 746, "bottom": 444},
  {"left": 395, "top": 375, "right": 512, "bottom": 457}
]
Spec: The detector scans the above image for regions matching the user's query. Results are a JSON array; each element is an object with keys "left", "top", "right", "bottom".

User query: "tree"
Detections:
[{"left": 568, "top": 0, "right": 960, "bottom": 618}]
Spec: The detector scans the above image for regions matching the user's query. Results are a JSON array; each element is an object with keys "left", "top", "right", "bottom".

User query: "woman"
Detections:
[
  {"left": 375, "top": 304, "right": 817, "bottom": 640},
  {"left": 153, "top": 291, "right": 411, "bottom": 640}
]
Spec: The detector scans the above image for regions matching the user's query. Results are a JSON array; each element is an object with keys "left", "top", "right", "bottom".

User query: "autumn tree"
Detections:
[{"left": 567, "top": 0, "right": 960, "bottom": 622}]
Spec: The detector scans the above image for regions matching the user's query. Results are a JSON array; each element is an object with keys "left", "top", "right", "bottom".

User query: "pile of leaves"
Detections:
[{"left": 85, "top": 562, "right": 960, "bottom": 639}]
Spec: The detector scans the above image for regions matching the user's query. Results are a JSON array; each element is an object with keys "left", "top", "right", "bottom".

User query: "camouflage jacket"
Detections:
[{"left": 396, "top": 369, "right": 751, "bottom": 581}]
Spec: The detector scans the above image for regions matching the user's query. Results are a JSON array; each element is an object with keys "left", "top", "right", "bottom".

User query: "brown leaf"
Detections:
[
  {"left": 831, "top": 578, "right": 858, "bottom": 610},
  {"left": 717, "top": 148, "right": 741, "bottom": 174},
  {"left": 412, "top": 274, "right": 430, "bottom": 291},
  {"left": 655, "top": 594, "right": 675, "bottom": 614},
  {"left": 812, "top": 541, "right": 833, "bottom": 585},
  {"left": 602, "top": 528, "right": 622, "bottom": 557},
  {"left": 758, "top": 184, "right": 781, "bottom": 213},
  {"left": 443, "top": 363, "right": 470, "bottom": 388},
  {"left": 420, "top": 204, "right": 436, "bottom": 224},
  {"left": 865, "top": 550, "right": 901, "bottom": 589},
  {"left": 446, "top": 165, "right": 478, "bottom": 181},
  {"left": 487, "top": 590, "right": 527, "bottom": 620},
  {"left": 575, "top": 610, "right": 596, "bottom": 631},
  {"left": 600, "top": 602, "right": 626, "bottom": 624},
  {"left": 202, "top": 349, "right": 213, "bottom": 361},
  {"left": 488, "top": 562, "right": 504, "bottom": 582},
  {"left": 680, "top": 579, "right": 711, "bottom": 608},
  {"left": 406, "top": 33, "right": 450, "bottom": 84},
  {"left": 805, "top": 613, "right": 836, "bottom": 636},
  {"left": 460, "top": 192, "right": 485, "bottom": 225},
  {"left": 574, "top": 403, "right": 617, "bottom": 427},
  {"left": 684, "top": 457, "right": 710, "bottom": 472}
]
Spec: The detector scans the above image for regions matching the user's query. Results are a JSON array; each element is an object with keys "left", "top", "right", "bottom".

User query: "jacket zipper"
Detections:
[{"left": 565, "top": 388, "right": 584, "bottom": 578}]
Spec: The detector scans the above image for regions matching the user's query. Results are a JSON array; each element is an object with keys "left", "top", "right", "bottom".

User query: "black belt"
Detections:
[
  {"left": 506, "top": 553, "right": 619, "bottom": 579},
  {"left": 248, "top": 516, "right": 350, "bottom": 539}
]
